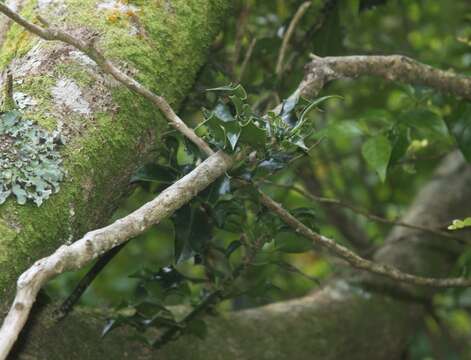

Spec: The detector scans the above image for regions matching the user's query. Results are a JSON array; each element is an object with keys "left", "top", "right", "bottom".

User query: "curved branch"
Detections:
[
  {"left": 301, "top": 54, "right": 471, "bottom": 99},
  {"left": 0, "top": 3, "right": 214, "bottom": 157},
  {"left": 261, "top": 180, "right": 463, "bottom": 242},
  {"left": 259, "top": 179, "right": 471, "bottom": 287},
  {"left": 276, "top": 1, "right": 311, "bottom": 76},
  {"left": 0, "top": 152, "right": 233, "bottom": 360}
]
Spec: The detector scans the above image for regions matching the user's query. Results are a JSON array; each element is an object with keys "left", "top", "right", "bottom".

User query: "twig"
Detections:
[
  {"left": 232, "top": 4, "right": 251, "bottom": 77},
  {"left": 154, "top": 235, "right": 266, "bottom": 349},
  {"left": 258, "top": 190, "right": 471, "bottom": 288},
  {"left": 0, "top": 152, "right": 233, "bottom": 360},
  {"left": 276, "top": 1, "right": 311, "bottom": 76},
  {"left": 238, "top": 37, "right": 256, "bottom": 82},
  {"left": 54, "top": 242, "right": 127, "bottom": 321},
  {"left": 301, "top": 54, "right": 471, "bottom": 99},
  {"left": 261, "top": 181, "right": 464, "bottom": 242},
  {"left": 0, "top": 3, "right": 214, "bottom": 156}
]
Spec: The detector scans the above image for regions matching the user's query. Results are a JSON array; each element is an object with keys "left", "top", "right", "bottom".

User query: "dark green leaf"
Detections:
[
  {"left": 362, "top": 135, "right": 392, "bottom": 182},
  {"left": 449, "top": 103, "right": 471, "bottom": 162},
  {"left": 131, "top": 164, "right": 178, "bottom": 183},
  {"left": 402, "top": 109, "right": 449, "bottom": 139},
  {"left": 275, "top": 231, "right": 312, "bottom": 253},
  {"left": 173, "top": 205, "right": 211, "bottom": 263}
]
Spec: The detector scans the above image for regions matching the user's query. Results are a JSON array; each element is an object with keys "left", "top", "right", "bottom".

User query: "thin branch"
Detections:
[
  {"left": 261, "top": 180, "right": 464, "bottom": 242},
  {"left": 258, "top": 190, "right": 471, "bottom": 288},
  {"left": 54, "top": 242, "right": 127, "bottom": 321},
  {"left": 154, "top": 235, "right": 266, "bottom": 349},
  {"left": 238, "top": 37, "right": 257, "bottom": 82},
  {"left": 232, "top": 4, "right": 251, "bottom": 77},
  {"left": 276, "top": 1, "right": 311, "bottom": 76},
  {"left": 301, "top": 54, "right": 471, "bottom": 99},
  {"left": 0, "top": 3, "right": 214, "bottom": 156},
  {"left": 297, "top": 167, "right": 372, "bottom": 252},
  {"left": 0, "top": 152, "right": 233, "bottom": 360}
]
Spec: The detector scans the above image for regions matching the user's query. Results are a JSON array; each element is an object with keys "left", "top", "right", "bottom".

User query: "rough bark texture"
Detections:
[
  {"left": 8, "top": 153, "right": 470, "bottom": 359},
  {"left": 0, "top": 0, "right": 231, "bottom": 311},
  {"left": 302, "top": 55, "right": 471, "bottom": 99}
]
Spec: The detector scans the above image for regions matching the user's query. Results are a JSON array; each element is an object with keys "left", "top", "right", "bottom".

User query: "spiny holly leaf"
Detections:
[{"left": 207, "top": 84, "right": 247, "bottom": 100}]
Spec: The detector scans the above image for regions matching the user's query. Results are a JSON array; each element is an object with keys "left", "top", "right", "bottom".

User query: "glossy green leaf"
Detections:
[
  {"left": 362, "top": 135, "right": 392, "bottom": 182},
  {"left": 449, "top": 103, "right": 471, "bottom": 162},
  {"left": 173, "top": 205, "right": 211, "bottom": 263},
  {"left": 402, "top": 109, "right": 449, "bottom": 139}
]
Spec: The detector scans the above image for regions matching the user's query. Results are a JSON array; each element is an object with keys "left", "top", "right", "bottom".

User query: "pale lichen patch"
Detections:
[
  {"left": 69, "top": 51, "right": 97, "bottom": 67},
  {"left": 51, "top": 78, "right": 91, "bottom": 115},
  {"left": 13, "top": 91, "right": 37, "bottom": 109},
  {"left": 0, "top": 111, "right": 64, "bottom": 206},
  {"left": 12, "top": 42, "right": 45, "bottom": 78},
  {"left": 97, "top": 0, "right": 139, "bottom": 13}
]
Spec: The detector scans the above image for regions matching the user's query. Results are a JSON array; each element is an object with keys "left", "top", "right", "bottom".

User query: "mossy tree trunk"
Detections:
[{"left": 0, "top": 0, "right": 231, "bottom": 307}]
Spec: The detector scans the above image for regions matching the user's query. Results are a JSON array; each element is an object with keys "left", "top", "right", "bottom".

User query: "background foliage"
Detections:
[{"left": 45, "top": 0, "right": 471, "bottom": 357}]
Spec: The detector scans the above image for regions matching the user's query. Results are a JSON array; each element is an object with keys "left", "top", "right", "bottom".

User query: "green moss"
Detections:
[
  {"left": 0, "top": 218, "right": 17, "bottom": 264},
  {"left": 54, "top": 62, "right": 95, "bottom": 88},
  {"left": 16, "top": 75, "right": 57, "bottom": 129},
  {"left": 0, "top": 0, "right": 232, "bottom": 305},
  {"left": 0, "top": 0, "right": 39, "bottom": 69}
]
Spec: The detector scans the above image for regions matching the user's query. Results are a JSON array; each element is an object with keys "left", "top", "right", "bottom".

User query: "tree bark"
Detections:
[{"left": 0, "top": 0, "right": 232, "bottom": 313}]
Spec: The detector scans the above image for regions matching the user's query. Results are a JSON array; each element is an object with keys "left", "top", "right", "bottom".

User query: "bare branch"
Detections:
[
  {"left": 258, "top": 190, "right": 471, "bottom": 288},
  {"left": 0, "top": 152, "right": 233, "bottom": 360},
  {"left": 238, "top": 37, "right": 257, "bottom": 82},
  {"left": 276, "top": 1, "right": 311, "bottom": 76},
  {"left": 301, "top": 54, "right": 471, "bottom": 99},
  {"left": 261, "top": 180, "right": 464, "bottom": 242},
  {"left": 0, "top": 3, "right": 214, "bottom": 156}
]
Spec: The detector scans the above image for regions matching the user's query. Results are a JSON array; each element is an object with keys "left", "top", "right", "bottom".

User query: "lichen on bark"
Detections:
[{"left": 0, "top": 110, "right": 64, "bottom": 206}]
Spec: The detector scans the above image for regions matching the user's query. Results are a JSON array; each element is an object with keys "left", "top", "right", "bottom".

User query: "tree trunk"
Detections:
[{"left": 0, "top": 0, "right": 231, "bottom": 313}]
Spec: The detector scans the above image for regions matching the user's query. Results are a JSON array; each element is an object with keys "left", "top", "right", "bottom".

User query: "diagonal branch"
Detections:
[
  {"left": 276, "top": 1, "right": 311, "bottom": 76},
  {"left": 261, "top": 180, "right": 464, "bottom": 242},
  {"left": 0, "top": 152, "right": 233, "bottom": 360},
  {"left": 0, "top": 3, "right": 214, "bottom": 156},
  {"left": 301, "top": 54, "right": 471, "bottom": 99},
  {"left": 258, "top": 189, "right": 471, "bottom": 288}
]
